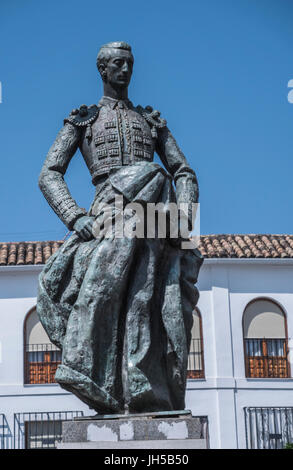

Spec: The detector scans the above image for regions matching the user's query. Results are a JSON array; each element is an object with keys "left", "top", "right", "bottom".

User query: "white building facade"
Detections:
[{"left": 1, "top": 236, "right": 293, "bottom": 449}]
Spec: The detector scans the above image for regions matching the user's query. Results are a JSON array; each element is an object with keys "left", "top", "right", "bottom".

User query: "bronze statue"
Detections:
[{"left": 37, "top": 42, "right": 203, "bottom": 414}]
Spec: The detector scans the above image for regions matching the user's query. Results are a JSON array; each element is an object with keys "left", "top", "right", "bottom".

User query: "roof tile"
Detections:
[{"left": 0, "top": 236, "right": 292, "bottom": 266}]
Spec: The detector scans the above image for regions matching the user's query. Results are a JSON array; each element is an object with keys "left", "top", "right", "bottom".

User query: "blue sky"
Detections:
[{"left": 0, "top": 0, "right": 293, "bottom": 241}]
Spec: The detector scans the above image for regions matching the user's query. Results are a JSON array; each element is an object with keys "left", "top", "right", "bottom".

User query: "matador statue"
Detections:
[{"left": 37, "top": 41, "right": 203, "bottom": 414}]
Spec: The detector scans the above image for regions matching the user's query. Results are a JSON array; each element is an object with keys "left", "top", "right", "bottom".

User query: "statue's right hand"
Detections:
[{"left": 73, "top": 216, "right": 95, "bottom": 241}]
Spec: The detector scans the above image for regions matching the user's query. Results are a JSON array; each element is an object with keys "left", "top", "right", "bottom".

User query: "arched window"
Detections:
[
  {"left": 187, "top": 308, "right": 205, "bottom": 379},
  {"left": 243, "top": 299, "right": 290, "bottom": 378},
  {"left": 24, "top": 308, "right": 61, "bottom": 384}
]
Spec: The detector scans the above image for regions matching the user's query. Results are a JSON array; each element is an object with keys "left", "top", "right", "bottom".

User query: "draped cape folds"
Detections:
[{"left": 37, "top": 162, "right": 203, "bottom": 413}]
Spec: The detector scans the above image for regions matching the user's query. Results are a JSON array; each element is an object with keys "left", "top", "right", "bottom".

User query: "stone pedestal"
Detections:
[{"left": 57, "top": 410, "right": 208, "bottom": 449}]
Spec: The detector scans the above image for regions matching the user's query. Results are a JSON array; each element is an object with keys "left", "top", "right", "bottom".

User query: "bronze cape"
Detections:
[{"left": 37, "top": 162, "right": 203, "bottom": 413}]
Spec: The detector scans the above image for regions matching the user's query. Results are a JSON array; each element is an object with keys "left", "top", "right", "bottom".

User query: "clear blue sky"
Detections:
[{"left": 1, "top": 0, "right": 293, "bottom": 241}]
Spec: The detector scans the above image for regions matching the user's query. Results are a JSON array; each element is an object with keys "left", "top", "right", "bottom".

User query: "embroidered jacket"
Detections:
[{"left": 39, "top": 96, "right": 199, "bottom": 230}]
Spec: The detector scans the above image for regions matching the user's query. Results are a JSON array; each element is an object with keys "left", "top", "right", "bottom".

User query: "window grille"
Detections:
[
  {"left": 187, "top": 338, "right": 205, "bottom": 379},
  {"left": 14, "top": 411, "right": 83, "bottom": 449},
  {"left": 0, "top": 414, "right": 12, "bottom": 449},
  {"left": 245, "top": 407, "right": 293, "bottom": 449},
  {"left": 24, "top": 343, "right": 62, "bottom": 384},
  {"left": 244, "top": 338, "right": 290, "bottom": 378}
]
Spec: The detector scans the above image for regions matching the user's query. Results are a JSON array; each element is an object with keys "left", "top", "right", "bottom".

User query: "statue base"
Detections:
[{"left": 57, "top": 410, "right": 208, "bottom": 449}]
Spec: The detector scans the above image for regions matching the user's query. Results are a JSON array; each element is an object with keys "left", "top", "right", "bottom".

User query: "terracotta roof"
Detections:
[
  {"left": 0, "top": 235, "right": 293, "bottom": 266},
  {"left": 0, "top": 241, "right": 63, "bottom": 266},
  {"left": 199, "top": 234, "right": 293, "bottom": 259}
]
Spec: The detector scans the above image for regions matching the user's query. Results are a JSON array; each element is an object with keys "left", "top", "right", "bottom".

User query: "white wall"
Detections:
[
  {"left": 1, "top": 260, "right": 293, "bottom": 448},
  {"left": 186, "top": 259, "right": 293, "bottom": 449},
  {"left": 0, "top": 266, "right": 93, "bottom": 441}
]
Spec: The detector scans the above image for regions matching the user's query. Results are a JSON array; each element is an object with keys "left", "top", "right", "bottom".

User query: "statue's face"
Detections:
[{"left": 104, "top": 49, "right": 133, "bottom": 88}]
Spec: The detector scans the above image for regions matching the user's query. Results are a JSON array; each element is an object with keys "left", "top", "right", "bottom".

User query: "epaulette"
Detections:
[
  {"left": 136, "top": 105, "right": 167, "bottom": 138},
  {"left": 64, "top": 104, "right": 100, "bottom": 143}
]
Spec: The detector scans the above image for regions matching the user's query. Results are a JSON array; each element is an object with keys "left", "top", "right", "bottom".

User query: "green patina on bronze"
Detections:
[{"left": 37, "top": 41, "right": 203, "bottom": 414}]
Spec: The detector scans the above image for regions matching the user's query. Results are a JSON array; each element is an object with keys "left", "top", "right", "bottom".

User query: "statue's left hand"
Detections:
[{"left": 73, "top": 216, "right": 95, "bottom": 241}]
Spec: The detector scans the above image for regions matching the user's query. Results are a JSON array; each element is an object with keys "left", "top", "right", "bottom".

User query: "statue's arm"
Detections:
[
  {"left": 38, "top": 123, "right": 87, "bottom": 230},
  {"left": 156, "top": 126, "right": 199, "bottom": 228}
]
